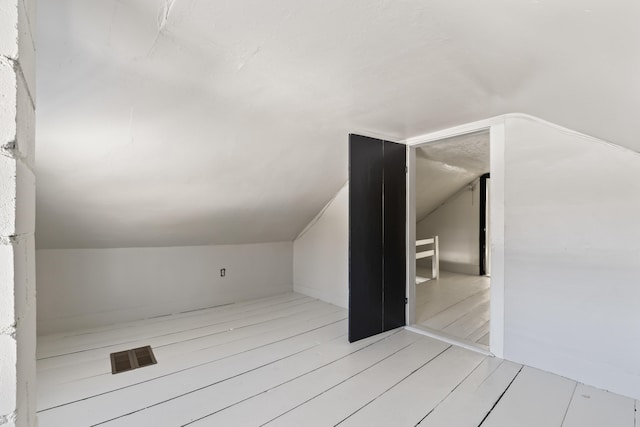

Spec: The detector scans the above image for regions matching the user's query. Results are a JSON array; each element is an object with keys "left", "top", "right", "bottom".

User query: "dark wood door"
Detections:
[
  {"left": 382, "top": 140, "right": 407, "bottom": 330},
  {"left": 349, "top": 134, "right": 406, "bottom": 342}
]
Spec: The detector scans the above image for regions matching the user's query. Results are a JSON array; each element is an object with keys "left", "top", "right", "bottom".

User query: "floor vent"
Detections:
[{"left": 110, "top": 346, "right": 157, "bottom": 374}]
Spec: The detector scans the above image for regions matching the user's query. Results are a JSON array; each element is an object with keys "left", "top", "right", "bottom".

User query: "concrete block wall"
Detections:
[{"left": 0, "top": 0, "right": 37, "bottom": 426}]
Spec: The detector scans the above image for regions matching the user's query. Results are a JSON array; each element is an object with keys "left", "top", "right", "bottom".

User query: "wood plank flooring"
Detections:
[
  {"left": 416, "top": 269, "right": 491, "bottom": 347},
  {"left": 37, "top": 292, "right": 637, "bottom": 426}
]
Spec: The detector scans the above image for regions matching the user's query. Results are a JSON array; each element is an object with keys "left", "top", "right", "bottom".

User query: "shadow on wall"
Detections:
[
  {"left": 293, "top": 183, "right": 349, "bottom": 308},
  {"left": 416, "top": 180, "right": 480, "bottom": 276}
]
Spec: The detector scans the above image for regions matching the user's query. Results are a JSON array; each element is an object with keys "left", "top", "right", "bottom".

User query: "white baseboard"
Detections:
[{"left": 293, "top": 283, "right": 348, "bottom": 309}]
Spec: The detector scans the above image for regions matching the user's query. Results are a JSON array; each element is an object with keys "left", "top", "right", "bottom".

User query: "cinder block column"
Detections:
[{"left": 0, "top": 0, "right": 37, "bottom": 426}]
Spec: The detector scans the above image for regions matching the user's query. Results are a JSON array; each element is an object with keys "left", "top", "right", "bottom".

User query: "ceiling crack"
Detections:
[
  {"left": 157, "top": 0, "right": 177, "bottom": 31},
  {"left": 148, "top": 0, "right": 178, "bottom": 55}
]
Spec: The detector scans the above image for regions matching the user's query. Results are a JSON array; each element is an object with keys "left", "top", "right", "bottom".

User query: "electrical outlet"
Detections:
[{"left": 220, "top": 268, "right": 226, "bottom": 277}]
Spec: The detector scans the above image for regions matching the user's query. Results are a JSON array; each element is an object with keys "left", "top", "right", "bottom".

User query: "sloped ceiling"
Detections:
[
  {"left": 416, "top": 132, "right": 489, "bottom": 222},
  {"left": 36, "top": 0, "right": 640, "bottom": 248}
]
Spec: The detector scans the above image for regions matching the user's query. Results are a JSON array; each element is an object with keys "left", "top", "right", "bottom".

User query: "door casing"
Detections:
[{"left": 404, "top": 116, "right": 506, "bottom": 358}]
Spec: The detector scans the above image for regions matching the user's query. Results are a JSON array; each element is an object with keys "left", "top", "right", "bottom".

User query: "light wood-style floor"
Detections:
[
  {"left": 37, "top": 292, "right": 637, "bottom": 426},
  {"left": 416, "top": 269, "right": 491, "bottom": 348}
]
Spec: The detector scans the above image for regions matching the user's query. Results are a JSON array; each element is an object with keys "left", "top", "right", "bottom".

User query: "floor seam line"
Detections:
[
  {"left": 37, "top": 299, "right": 321, "bottom": 359},
  {"left": 476, "top": 364, "right": 524, "bottom": 427},
  {"left": 257, "top": 336, "right": 420, "bottom": 427},
  {"left": 421, "top": 289, "right": 489, "bottom": 329},
  {"left": 177, "top": 329, "right": 404, "bottom": 426},
  {"left": 334, "top": 344, "right": 453, "bottom": 426},
  {"left": 559, "top": 382, "right": 579, "bottom": 426},
  {"left": 415, "top": 357, "right": 497, "bottom": 426},
  {"left": 89, "top": 339, "right": 331, "bottom": 426},
  {"left": 36, "top": 316, "right": 347, "bottom": 412},
  {"left": 38, "top": 294, "right": 308, "bottom": 340}
]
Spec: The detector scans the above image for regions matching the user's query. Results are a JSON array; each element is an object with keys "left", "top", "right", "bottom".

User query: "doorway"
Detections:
[{"left": 409, "top": 130, "right": 491, "bottom": 351}]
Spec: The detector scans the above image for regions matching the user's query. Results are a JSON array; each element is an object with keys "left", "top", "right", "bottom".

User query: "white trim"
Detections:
[
  {"left": 489, "top": 122, "right": 506, "bottom": 359},
  {"left": 293, "top": 283, "right": 348, "bottom": 309},
  {"left": 505, "top": 114, "right": 640, "bottom": 156},
  {"left": 403, "top": 112, "right": 640, "bottom": 153},
  {"left": 404, "top": 117, "right": 505, "bottom": 358},
  {"left": 349, "top": 129, "right": 404, "bottom": 143},
  {"left": 405, "top": 144, "right": 417, "bottom": 326},
  {"left": 403, "top": 116, "right": 501, "bottom": 146},
  {"left": 405, "top": 325, "right": 493, "bottom": 357},
  {"left": 432, "top": 235, "right": 439, "bottom": 279}
]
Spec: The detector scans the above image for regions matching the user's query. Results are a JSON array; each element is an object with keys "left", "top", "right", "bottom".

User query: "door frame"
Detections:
[{"left": 403, "top": 116, "right": 506, "bottom": 358}]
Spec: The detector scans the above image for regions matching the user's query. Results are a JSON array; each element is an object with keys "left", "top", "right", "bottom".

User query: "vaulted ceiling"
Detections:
[
  {"left": 416, "top": 131, "right": 489, "bottom": 222},
  {"left": 36, "top": 0, "right": 640, "bottom": 248}
]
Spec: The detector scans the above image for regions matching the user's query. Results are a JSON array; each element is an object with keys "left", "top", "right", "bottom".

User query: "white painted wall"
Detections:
[
  {"left": 416, "top": 181, "right": 480, "bottom": 275},
  {"left": 502, "top": 116, "right": 640, "bottom": 400},
  {"left": 293, "top": 183, "right": 348, "bottom": 308},
  {"left": 36, "top": 242, "right": 293, "bottom": 335}
]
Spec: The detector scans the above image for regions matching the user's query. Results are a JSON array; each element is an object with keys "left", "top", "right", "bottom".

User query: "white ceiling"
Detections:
[
  {"left": 416, "top": 132, "right": 489, "bottom": 222},
  {"left": 36, "top": 0, "right": 640, "bottom": 248}
]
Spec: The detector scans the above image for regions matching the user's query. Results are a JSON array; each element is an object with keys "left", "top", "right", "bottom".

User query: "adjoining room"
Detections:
[{"left": 412, "top": 131, "right": 491, "bottom": 349}]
